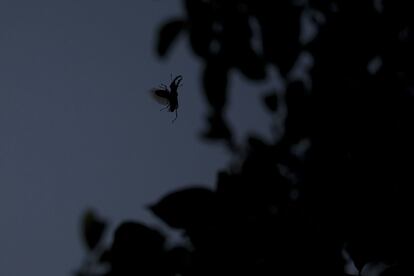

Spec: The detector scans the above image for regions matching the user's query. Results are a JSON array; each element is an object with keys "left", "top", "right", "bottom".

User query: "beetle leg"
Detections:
[
  {"left": 172, "top": 109, "right": 178, "bottom": 123},
  {"left": 160, "top": 104, "right": 169, "bottom": 111}
]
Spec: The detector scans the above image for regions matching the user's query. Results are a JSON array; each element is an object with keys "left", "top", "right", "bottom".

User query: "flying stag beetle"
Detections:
[{"left": 151, "top": 75, "right": 183, "bottom": 123}]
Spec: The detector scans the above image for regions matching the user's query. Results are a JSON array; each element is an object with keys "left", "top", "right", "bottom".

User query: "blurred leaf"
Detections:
[
  {"left": 112, "top": 222, "right": 165, "bottom": 254},
  {"left": 81, "top": 209, "right": 106, "bottom": 251},
  {"left": 203, "top": 58, "right": 229, "bottom": 112},
  {"left": 150, "top": 187, "right": 216, "bottom": 230},
  {"left": 157, "top": 19, "right": 186, "bottom": 57},
  {"left": 110, "top": 222, "right": 166, "bottom": 275},
  {"left": 185, "top": 0, "right": 215, "bottom": 58},
  {"left": 98, "top": 249, "right": 112, "bottom": 264},
  {"left": 189, "top": 23, "right": 214, "bottom": 58},
  {"left": 284, "top": 81, "right": 309, "bottom": 142},
  {"left": 201, "top": 112, "right": 233, "bottom": 144},
  {"left": 201, "top": 59, "right": 234, "bottom": 145},
  {"left": 263, "top": 92, "right": 278, "bottom": 112},
  {"left": 165, "top": 246, "right": 192, "bottom": 274},
  {"left": 247, "top": 135, "right": 270, "bottom": 153},
  {"left": 257, "top": 3, "right": 302, "bottom": 77},
  {"left": 236, "top": 47, "right": 266, "bottom": 80}
]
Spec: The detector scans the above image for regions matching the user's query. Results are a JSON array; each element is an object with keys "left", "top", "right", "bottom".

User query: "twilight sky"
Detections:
[{"left": 0, "top": 1, "right": 273, "bottom": 275}]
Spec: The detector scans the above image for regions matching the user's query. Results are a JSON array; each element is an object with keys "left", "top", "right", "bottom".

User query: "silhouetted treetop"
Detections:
[{"left": 77, "top": 1, "right": 414, "bottom": 275}]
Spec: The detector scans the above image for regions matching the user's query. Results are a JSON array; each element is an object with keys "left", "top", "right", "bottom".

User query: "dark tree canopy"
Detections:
[{"left": 77, "top": 1, "right": 414, "bottom": 276}]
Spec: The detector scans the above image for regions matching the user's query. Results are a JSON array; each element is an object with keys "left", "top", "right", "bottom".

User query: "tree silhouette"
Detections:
[{"left": 77, "top": 1, "right": 414, "bottom": 276}]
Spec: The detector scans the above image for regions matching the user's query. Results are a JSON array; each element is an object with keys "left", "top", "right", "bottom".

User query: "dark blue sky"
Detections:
[{"left": 0, "top": 1, "right": 272, "bottom": 275}]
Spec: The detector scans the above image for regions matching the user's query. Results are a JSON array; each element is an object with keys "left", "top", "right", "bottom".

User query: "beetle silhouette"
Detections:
[{"left": 152, "top": 75, "right": 183, "bottom": 122}]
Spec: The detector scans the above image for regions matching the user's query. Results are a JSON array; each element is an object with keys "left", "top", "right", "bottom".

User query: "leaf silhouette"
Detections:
[
  {"left": 149, "top": 187, "right": 216, "bottom": 230},
  {"left": 157, "top": 19, "right": 186, "bottom": 57},
  {"left": 236, "top": 47, "right": 266, "bottom": 80},
  {"left": 203, "top": 58, "right": 229, "bottom": 113},
  {"left": 81, "top": 209, "right": 106, "bottom": 251},
  {"left": 109, "top": 222, "right": 166, "bottom": 275},
  {"left": 263, "top": 91, "right": 278, "bottom": 112}
]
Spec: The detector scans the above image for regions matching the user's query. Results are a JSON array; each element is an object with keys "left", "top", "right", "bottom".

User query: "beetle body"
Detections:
[{"left": 152, "top": 75, "right": 182, "bottom": 122}]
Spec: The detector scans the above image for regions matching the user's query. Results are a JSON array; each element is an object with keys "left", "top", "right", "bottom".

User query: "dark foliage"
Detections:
[
  {"left": 81, "top": 209, "right": 107, "bottom": 251},
  {"left": 77, "top": 1, "right": 414, "bottom": 275}
]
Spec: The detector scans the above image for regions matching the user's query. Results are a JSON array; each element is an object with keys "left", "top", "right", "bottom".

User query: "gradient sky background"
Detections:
[{"left": 0, "top": 1, "right": 273, "bottom": 275}]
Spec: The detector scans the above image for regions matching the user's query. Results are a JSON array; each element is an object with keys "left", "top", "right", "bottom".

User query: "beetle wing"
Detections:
[{"left": 151, "top": 89, "right": 171, "bottom": 105}]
